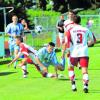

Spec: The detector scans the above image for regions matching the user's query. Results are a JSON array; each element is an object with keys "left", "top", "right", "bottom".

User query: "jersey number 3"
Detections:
[{"left": 77, "top": 33, "right": 82, "bottom": 44}]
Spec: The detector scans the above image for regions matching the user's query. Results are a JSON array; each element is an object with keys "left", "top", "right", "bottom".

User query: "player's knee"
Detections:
[{"left": 57, "top": 66, "right": 65, "bottom": 71}]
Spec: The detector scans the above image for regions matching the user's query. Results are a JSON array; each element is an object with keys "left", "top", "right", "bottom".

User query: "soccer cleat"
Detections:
[
  {"left": 72, "top": 88, "right": 77, "bottom": 92},
  {"left": 23, "top": 75, "right": 27, "bottom": 78},
  {"left": 26, "top": 71, "right": 29, "bottom": 75},
  {"left": 71, "top": 81, "right": 77, "bottom": 92},
  {"left": 83, "top": 88, "right": 88, "bottom": 93},
  {"left": 72, "top": 84, "right": 77, "bottom": 92}
]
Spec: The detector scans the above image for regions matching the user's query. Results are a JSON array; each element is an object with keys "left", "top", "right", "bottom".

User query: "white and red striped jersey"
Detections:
[
  {"left": 67, "top": 24, "right": 94, "bottom": 57},
  {"left": 19, "top": 43, "right": 37, "bottom": 57},
  {"left": 64, "top": 19, "right": 74, "bottom": 32}
]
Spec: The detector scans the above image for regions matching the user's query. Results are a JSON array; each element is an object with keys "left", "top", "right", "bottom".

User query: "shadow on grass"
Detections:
[
  {"left": 58, "top": 78, "right": 81, "bottom": 81},
  {"left": 0, "top": 60, "right": 11, "bottom": 65},
  {"left": 57, "top": 78, "right": 70, "bottom": 81},
  {"left": 89, "top": 68, "right": 100, "bottom": 70},
  {"left": 0, "top": 72, "right": 17, "bottom": 76},
  {"left": 89, "top": 89, "right": 100, "bottom": 93}
]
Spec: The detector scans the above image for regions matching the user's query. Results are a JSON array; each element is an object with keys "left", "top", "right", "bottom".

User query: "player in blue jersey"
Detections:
[
  {"left": 34, "top": 42, "right": 65, "bottom": 77},
  {"left": 8, "top": 36, "right": 65, "bottom": 78},
  {"left": 6, "top": 15, "right": 24, "bottom": 68}
]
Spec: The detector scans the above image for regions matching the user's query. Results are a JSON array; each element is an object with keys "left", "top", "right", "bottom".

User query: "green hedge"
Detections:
[
  {"left": 79, "top": 9, "right": 100, "bottom": 15},
  {"left": 26, "top": 9, "right": 60, "bottom": 23}
]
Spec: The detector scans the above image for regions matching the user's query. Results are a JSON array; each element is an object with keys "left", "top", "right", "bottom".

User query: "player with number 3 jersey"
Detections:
[{"left": 64, "top": 16, "right": 94, "bottom": 93}]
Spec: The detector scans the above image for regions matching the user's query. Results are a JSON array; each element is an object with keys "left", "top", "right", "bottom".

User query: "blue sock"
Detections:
[{"left": 60, "top": 57, "right": 65, "bottom": 70}]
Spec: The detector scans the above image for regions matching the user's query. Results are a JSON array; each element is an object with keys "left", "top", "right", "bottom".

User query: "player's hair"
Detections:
[
  {"left": 48, "top": 42, "right": 55, "bottom": 47},
  {"left": 12, "top": 15, "right": 18, "bottom": 18},
  {"left": 16, "top": 36, "right": 23, "bottom": 42},
  {"left": 68, "top": 9, "right": 77, "bottom": 15},
  {"left": 73, "top": 15, "right": 81, "bottom": 24}
]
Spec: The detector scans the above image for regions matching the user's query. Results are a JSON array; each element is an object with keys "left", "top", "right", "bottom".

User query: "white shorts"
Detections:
[{"left": 58, "top": 32, "right": 64, "bottom": 44}]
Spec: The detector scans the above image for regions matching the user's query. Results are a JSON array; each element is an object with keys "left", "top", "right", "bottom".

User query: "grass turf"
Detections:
[{"left": 0, "top": 43, "right": 100, "bottom": 100}]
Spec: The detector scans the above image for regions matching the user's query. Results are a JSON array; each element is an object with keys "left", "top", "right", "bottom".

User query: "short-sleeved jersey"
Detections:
[
  {"left": 57, "top": 19, "right": 65, "bottom": 33},
  {"left": 37, "top": 47, "right": 58, "bottom": 65},
  {"left": 64, "top": 19, "right": 74, "bottom": 32},
  {"left": 6, "top": 23, "right": 24, "bottom": 42},
  {"left": 19, "top": 43, "right": 37, "bottom": 57},
  {"left": 67, "top": 24, "right": 94, "bottom": 57}
]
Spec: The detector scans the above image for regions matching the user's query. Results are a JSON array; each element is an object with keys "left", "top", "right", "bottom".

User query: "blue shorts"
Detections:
[
  {"left": 39, "top": 61, "right": 59, "bottom": 71},
  {"left": 9, "top": 43, "right": 19, "bottom": 53}
]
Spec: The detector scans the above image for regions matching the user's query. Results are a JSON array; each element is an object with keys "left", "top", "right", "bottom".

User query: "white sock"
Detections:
[
  {"left": 83, "top": 73, "right": 89, "bottom": 84},
  {"left": 22, "top": 65, "right": 27, "bottom": 75}
]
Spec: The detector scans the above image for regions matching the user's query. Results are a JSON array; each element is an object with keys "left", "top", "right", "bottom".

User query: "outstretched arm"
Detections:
[{"left": 8, "top": 53, "right": 20, "bottom": 67}]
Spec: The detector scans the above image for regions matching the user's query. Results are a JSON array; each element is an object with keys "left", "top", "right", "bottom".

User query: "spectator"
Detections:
[
  {"left": 86, "top": 17, "right": 94, "bottom": 29},
  {"left": 19, "top": 18, "right": 29, "bottom": 31},
  {"left": 56, "top": 15, "right": 65, "bottom": 46}
]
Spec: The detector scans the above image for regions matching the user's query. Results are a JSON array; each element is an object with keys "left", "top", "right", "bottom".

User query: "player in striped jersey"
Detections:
[{"left": 64, "top": 16, "right": 94, "bottom": 93}]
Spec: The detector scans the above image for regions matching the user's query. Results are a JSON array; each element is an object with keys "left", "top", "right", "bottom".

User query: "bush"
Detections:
[
  {"left": 79, "top": 9, "right": 99, "bottom": 15},
  {"left": 26, "top": 9, "right": 60, "bottom": 27}
]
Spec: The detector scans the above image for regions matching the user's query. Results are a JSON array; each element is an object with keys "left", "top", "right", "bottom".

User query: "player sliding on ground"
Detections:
[
  {"left": 63, "top": 15, "right": 95, "bottom": 93},
  {"left": 8, "top": 36, "right": 65, "bottom": 78}
]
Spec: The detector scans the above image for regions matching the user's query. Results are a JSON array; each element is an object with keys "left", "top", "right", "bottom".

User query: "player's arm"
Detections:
[
  {"left": 56, "top": 21, "right": 62, "bottom": 30},
  {"left": 8, "top": 52, "right": 21, "bottom": 67},
  {"left": 87, "top": 30, "right": 95, "bottom": 46},
  {"left": 62, "top": 30, "right": 70, "bottom": 58},
  {"left": 18, "top": 58, "right": 27, "bottom": 67},
  {"left": 52, "top": 54, "right": 63, "bottom": 77}
]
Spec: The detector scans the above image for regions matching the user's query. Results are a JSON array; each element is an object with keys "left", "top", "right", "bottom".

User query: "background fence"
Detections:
[
  {"left": 0, "top": 14, "right": 100, "bottom": 57},
  {"left": 25, "top": 14, "right": 100, "bottom": 48}
]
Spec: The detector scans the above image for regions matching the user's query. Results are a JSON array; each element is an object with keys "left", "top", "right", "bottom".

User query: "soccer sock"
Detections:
[
  {"left": 83, "top": 73, "right": 89, "bottom": 89},
  {"left": 42, "top": 72, "right": 48, "bottom": 77},
  {"left": 68, "top": 67, "right": 76, "bottom": 89},
  {"left": 60, "top": 57, "right": 65, "bottom": 70},
  {"left": 68, "top": 67, "right": 75, "bottom": 82},
  {"left": 22, "top": 65, "right": 27, "bottom": 75},
  {"left": 34, "top": 64, "right": 41, "bottom": 72},
  {"left": 14, "top": 60, "right": 17, "bottom": 68}
]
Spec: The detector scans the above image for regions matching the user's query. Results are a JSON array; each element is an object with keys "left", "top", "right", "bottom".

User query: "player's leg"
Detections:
[
  {"left": 14, "top": 45, "right": 19, "bottom": 69},
  {"left": 9, "top": 43, "right": 14, "bottom": 59},
  {"left": 80, "top": 57, "right": 89, "bottom": 93},
  {"left": 58, "top": 32, "right": 64, "bottom": 47},
  {"left": 21, "top": 59, "right": 28, "bottom": 78},
  {"left": 27, "top": 53, "right": 49, "bottom": 77},
  {"left": 69, "top": 57, "right": 78, "bottom": 91}
]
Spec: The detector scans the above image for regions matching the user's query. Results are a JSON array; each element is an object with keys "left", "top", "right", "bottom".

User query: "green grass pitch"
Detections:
[{"left": 0, "top": 43, "right": 100, "bottom": 100}]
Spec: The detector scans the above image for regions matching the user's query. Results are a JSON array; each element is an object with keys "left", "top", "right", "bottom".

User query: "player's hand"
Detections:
[
  {"left": 59, "top": 27, "right": 63, "bottom": 31},
  {"left": 18, "top": 64, "right": 22, "bottom": 67},
  {"left": 7, "top": 62, "right": 12, "bottom": 67},
  {"left": 61, "top": 54, "right": 64, "bottom": 59}
]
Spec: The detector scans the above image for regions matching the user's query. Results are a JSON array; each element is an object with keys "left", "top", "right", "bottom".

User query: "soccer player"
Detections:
[
  {"left": 35, "top": 42, "right": 65, "bottom": 75},
  {"left": 62, "top": 10, "right": 79, "bottom": 71},
  {"left": 6, "top": 15, "right": 24, "bottom": 68},
  {"left": 64, "top": 10, "right": 76, "bottom": 32},
  {"left": 64, "top": 15, "right": 94, "bottom": 93},
  {"left": 8, "top": 36, "right": 65, "bottom": 78},
  {"left": 8, "top": 36, "right": 47, "bottom": 78}
]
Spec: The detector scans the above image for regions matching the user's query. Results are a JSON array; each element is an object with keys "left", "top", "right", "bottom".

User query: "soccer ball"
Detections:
[{"left": 35, "top": 25, "right": 42, "bottom": 33}]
